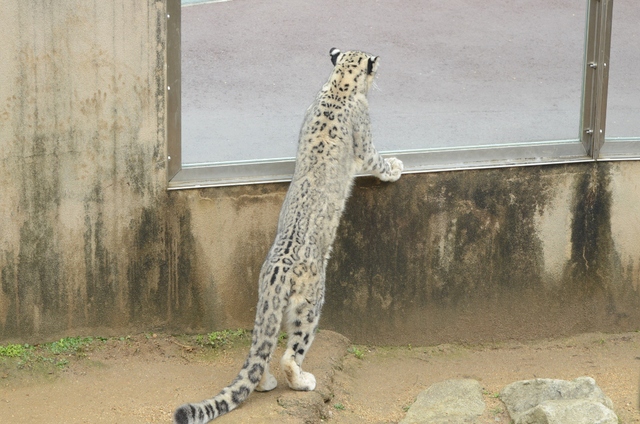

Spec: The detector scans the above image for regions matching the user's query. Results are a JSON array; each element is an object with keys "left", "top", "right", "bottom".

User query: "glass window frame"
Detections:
[{"left": 166, "top": 0, "right": 639, "bottom": 190}]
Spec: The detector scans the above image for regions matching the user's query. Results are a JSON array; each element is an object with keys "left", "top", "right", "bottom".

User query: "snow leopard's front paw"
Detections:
[{"left": 381, "top": 157, "right": 403, "bottom": 182}]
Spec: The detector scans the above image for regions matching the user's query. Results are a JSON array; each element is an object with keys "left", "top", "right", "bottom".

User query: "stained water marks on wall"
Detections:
[
  {"left": 324, "top": 164, "right": 640, "bottom": 345},
  {"left": 0, "top": 0, "right": 204, "bottom": 341}
]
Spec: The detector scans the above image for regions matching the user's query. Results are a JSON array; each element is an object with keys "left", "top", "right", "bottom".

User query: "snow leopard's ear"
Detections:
[
  {"left": 367, "top": 56, "right": 379, "bottom": 75},
  {"left": 330, "top": 48, "right": 341, "bottom": 66}
]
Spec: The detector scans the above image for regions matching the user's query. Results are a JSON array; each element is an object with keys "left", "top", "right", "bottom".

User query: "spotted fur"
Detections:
[{"left": 173, "top": 48, "right": 403, "bottom": 424}]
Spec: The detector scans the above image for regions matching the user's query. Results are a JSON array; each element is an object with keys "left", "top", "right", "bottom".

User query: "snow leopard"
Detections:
[{"left": 173, "top": 48, "right": 403, "bottom": 424}]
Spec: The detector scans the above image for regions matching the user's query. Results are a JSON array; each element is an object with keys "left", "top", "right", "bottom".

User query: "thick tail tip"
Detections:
[{"left": 173, "top": 404, "right": 192, "bottom": 424}]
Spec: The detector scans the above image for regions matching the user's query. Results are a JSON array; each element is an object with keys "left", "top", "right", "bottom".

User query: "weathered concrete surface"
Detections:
[
  {"left": 500, "top": 377, "right": 617, "bottom": 424},
  {"left": 170, "top": 162, "right": 640, "bottom": 346},
  {"left": 0, "top": 1, "right": 207, "bottom": 341},
  {"left": 1, "top": 1, "right": 640, "bottom": 344},
  {"left": 400, "top": 379, "right": 485, "bottom": 424}
]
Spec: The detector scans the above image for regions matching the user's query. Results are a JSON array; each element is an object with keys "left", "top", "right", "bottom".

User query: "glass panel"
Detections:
[
  {"left": 605, "top": 0, "right": 640, "bottom": 138},
  {"left": 181, "top": 0, "right": 586, "bottom": 165}
]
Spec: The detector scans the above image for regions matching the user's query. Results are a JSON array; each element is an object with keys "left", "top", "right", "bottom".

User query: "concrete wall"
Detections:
[
  {"left": 0, "top": 1, "right": 201, "bottom": 340},
  {"left": 181, "top": 164, "right": 640, "bottom": 346},
  {"left": 1, "top": 1, "right": 639, "bottom": 344}
]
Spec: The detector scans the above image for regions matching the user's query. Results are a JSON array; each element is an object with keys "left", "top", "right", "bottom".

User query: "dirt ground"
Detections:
[{"left": 1, "top": 330, "right": 639, "bottom": 423}]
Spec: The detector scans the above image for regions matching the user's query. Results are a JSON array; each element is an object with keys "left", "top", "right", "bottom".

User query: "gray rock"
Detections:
[
  {"left": 400, "top": 379, "right": 485, "bottom": 424},
  {"left": 517, "top": 398, "right": 618, "bottom": 424},
  {"left": 500, "top": 377, "right": 617, "bottom": 424}
]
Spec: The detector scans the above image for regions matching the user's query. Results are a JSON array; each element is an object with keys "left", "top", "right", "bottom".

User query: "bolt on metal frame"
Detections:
[{"left": 166, "top": 0, "right": 628, "bottom": 190}]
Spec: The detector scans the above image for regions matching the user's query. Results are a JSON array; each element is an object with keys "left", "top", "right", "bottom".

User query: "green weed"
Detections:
[{"left": 348, "top": 346, "right": 365, "bottom": 360}]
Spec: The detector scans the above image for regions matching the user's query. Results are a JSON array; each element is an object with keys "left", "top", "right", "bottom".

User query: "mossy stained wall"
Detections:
[
  {"left": 0, "top": 1, "right": 203, "bottom": 340},
  {"left": 325, "top": 163, "right": 640, "bottom": 344}
]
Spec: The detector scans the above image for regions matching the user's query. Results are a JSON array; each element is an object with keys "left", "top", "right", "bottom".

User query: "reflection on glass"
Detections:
[
  {"left": 182, "top": 0, "right": 586, "bottom": 165},
  {"left": 605, "top": 0, "right": 640, "bottom": 139}
]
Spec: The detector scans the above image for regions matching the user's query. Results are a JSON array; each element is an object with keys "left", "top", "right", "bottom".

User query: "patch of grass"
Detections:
[
  {"left": 482, "top": 388, "right": 502, "bottom": 412},
  {"left": 47, "top": 337, "right": 95, "bottom": 355},
  {"left": 55, "top": 358, "right": 70, "bottom": 368},
  {"left": 0, "top": 344, "right": 30, "bottom": 358},
  {"left": 1, "top": 335, "right": 112, "bottom": 375},
  {"left": 195, "top": 329, "right": 249, "bottom": 349},
  {"left": 334, "top": 403, "right": 345, "bottom": 411}
]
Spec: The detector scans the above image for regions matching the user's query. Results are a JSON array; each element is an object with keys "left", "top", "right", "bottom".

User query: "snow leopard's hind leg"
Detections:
[
  {"left": 280, "top": 280, "right": 324, "bottom": 391},
  {"left": 254, "top": 362, "right": 278, "bottom": 392}
]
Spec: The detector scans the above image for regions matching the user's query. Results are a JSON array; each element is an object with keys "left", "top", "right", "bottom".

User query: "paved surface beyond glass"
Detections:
[
  {"left": 181, "top": 0, "right": 636, "bottom": 164},
  {"left": 606, "top": 0, "right": 640, "bottom": 138}
]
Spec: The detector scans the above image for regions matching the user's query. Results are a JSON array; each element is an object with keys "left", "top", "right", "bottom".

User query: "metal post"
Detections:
[
  {"left": 166, "top": 0, "right": 182, "bottom": 182},
  {"left": 580, "top": 0, "right": 614, "bottom": 159}
]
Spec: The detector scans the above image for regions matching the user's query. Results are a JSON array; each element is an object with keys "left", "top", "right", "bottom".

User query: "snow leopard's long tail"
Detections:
[{"left": 173, "top": 272, "right": 285, "bottom": 424}]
